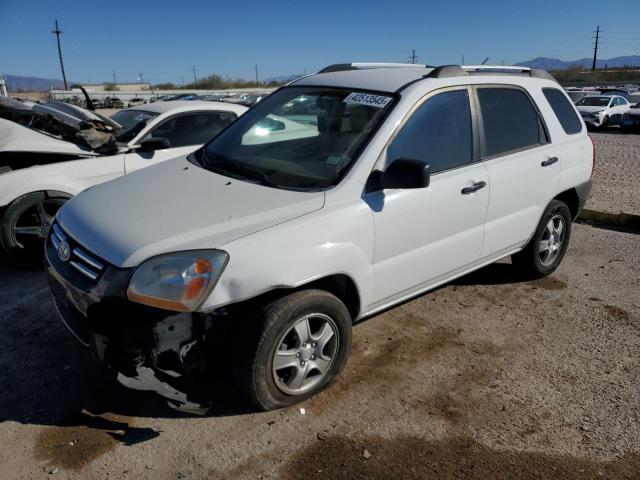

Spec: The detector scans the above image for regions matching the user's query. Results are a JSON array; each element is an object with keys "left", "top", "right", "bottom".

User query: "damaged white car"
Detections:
[{"left": 0, "top": 98, "right": 246, "bottom": 262}]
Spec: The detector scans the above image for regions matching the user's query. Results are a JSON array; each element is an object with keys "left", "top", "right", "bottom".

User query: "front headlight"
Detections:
[
  {"left": 127, "top": 250, "right": 228, "bottom": 312},
  {"left": 595, "top": 110, "right": 605, "bottom": 115}
]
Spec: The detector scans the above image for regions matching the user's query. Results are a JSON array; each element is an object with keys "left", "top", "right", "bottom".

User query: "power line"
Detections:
[
  {"left": 592, "top": 25, "right": 600, "bottom": 70},
  {"left": 51, "top": 20, "right": 68, "bottom": 90}
]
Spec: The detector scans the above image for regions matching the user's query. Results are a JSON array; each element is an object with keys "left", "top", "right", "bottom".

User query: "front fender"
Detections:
[{"left": 202, "top": 201, "right": 374, "bottom": 315}]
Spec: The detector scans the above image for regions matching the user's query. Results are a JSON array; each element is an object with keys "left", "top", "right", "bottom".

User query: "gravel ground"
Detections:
[
  {"left": 0, "top": 222, "right": 638, "bottom": 479},
  {"left": 588, "top": 129, "right": 640, "bottom": 215}
]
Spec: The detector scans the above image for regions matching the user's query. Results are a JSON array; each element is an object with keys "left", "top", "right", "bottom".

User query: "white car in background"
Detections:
[
  {"left": 0, "top": 100, "right": 247, "bottom": 261},
  {"left": 575, "top": 95, "right": 630, "bottom": 128}
]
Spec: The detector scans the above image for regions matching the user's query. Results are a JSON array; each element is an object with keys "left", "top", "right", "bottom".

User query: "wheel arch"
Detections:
[
  {"left": 553, "top": 188, "right": 580, "bottom": 220},
  {"left": 224, "top": 273, "right": 362, "bottom": 322}
]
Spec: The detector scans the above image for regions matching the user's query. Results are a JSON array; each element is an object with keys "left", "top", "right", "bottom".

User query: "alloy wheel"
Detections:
[{"left": 272, "top": 313, "right": 339, "bottom": 395}]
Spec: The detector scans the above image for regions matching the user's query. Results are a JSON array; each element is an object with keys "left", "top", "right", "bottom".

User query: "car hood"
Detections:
[
  {"left": 0, "top": 118, "right": 94, "bottom": 155},
  {"left": 576, "top": 106, "right": 607, "bottom": 114},
  {"left": 57, "top": 156, "right": 325, "bottom": 267}
]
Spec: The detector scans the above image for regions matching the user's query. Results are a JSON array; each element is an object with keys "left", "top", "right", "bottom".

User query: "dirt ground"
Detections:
[
  {"left": 588, "top": 129, "right": 640, "bottom": 215},
  {"left": 0, "top": 222, "right": 638, "bottom": 479}
]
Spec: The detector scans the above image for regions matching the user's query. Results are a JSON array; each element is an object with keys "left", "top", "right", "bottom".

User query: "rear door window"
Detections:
[
  {"left": 477, "top": 87, "right": 546, "bottom": 157},
  {"left": 387, "top": 89, "right": 473, "bottom": 174},
  {"left": 542, "top": 88, "right": 583, "bottom": 135},
  {"left": 145, "top": 112, "right": 237, "bottom": 147}
]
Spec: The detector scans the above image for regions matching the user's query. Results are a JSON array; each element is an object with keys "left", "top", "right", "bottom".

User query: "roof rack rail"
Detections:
[
  {"left": 461, "top": 65, "right": 556, "bottom": 81},
  {"left": 318, "top": 62, "right": 431, "bottom": 74},
  {"left": 424, "top": 64, "right": 556, "bottom": 81}
]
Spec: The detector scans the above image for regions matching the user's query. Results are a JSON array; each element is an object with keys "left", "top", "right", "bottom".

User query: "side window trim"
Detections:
[
  {"left": 144, "top": 110, "right": 238, "bottom": 146},
  {"left": 375, "top": 85, "right": 479, "bottom": 179},
  {"left": 472, "top": 84, "right": 551, "bottom": 161}
]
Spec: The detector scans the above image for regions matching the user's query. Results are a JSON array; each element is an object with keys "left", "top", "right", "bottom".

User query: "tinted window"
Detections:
[
  {"left": 387, "top": 89, "right": 472, "bottom": 174},
  {"left": 543, "top": 88, "right": 582, "bottom": 135},
  {"left": 478, "top": 88, "right": 543, "bottom": 157},
  {"left": 145, "top": 112, "right": 236, "bottom": 147}
]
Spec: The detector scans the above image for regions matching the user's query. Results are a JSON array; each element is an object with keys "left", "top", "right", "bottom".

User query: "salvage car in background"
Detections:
[
  {"left": 575, "top": 95, "right": 630, "bottom": 129},
  {"left": 0, "top": 100, "right": 246, "bottom": 262},
  {"left": 621, "top": 102, "right": 640, "bottom": 132}
]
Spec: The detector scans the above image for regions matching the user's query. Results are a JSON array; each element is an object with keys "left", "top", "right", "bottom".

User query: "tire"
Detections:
[
  {"left": 600, "top": 115, "right": 609, "bottom": 130},
  {"left": 0, "top": 192, "right": 68, "bottom": 265},
  {"left": 511, "top": 200, "right": 572, "bottom": 279},
  {"left": 234, "top": 289, "right": 352, "bottom": 411}
]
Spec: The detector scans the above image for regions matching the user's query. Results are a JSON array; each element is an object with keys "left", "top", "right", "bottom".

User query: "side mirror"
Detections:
[
  {"left": 137, "top": 137, "right": 170, "bottom": 152},
  {"left": 381, "top": 158, "right": 430, "bottom": 189}
]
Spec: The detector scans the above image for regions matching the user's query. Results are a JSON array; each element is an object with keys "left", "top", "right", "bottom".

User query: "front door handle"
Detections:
[
  {"left": 541, "top": 156, "right": 559, "bottom": 167},
  {"left": 461, "top": 181, "right": 486, "bottom": 195}
]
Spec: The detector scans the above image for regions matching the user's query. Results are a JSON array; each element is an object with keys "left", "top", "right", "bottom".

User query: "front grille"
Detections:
[{"left": 50, "top": 223, "right": 106, "bottom": 281}]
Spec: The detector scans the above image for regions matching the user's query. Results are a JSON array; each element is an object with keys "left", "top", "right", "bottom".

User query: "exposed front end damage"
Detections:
[{"left": 45, "top": 226, "right": 220, "bottom": 414}]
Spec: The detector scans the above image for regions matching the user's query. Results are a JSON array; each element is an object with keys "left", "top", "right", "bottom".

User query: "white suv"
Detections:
[{"left": 46, "top": 64, "right": 593, "bottom": 411}]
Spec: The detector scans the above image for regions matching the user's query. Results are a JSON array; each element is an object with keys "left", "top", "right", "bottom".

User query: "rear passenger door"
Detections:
[
  {"left": 124, "top": 111, "right": 237, "bottom": 173},
  {"left": 368, "top": 87, "right": 490, "bottom": 305},
  {"left": 476, "top": 86, "right": 560, "bottom": 257}
]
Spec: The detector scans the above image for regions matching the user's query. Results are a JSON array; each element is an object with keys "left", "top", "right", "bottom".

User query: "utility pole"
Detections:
[
  {"left": 592, "top": 25, "right": 600, "bottom": 71},
  {"left": 462, "top": 54, "right": 465, "bottom": 65},
  {"left": 52, "top": 20, "right": 68, "bottom": 90},
  {"left": 254, "top": 64, "right": 259, "bottom": 86},
  {"left": 408, "top": 49, "right": 418, "bottom": 64},
  {"left": 112, "top": 70, "right": 117, "bottom": 84},
  {"left": 138, "top": 71, "right": 144, "bottom": 82},
  {"left": 192, "top": 65, "right": 197, "bottom": 83}
]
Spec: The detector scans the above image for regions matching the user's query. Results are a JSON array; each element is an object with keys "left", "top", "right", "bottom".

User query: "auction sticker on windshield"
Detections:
[{"left": 343, "top": 92, "right": 392, "bottom": 108}]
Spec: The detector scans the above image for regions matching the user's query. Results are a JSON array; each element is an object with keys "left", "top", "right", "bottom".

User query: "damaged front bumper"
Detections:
[{"left": 45, "top": 236, "right": 218, "bottom": 413}]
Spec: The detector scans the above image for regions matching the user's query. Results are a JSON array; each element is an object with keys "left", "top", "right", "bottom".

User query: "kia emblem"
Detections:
[{"left": 57, "top": 240, "right": 71, "bottom": 262}]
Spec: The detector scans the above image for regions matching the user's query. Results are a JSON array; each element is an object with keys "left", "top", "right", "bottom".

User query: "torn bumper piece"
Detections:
[
  {"left": 117, "top": 366, "right": 210, "bottom": 415},
  {"left": 46, "top": 249, "right": 216, "bottom": 413}
]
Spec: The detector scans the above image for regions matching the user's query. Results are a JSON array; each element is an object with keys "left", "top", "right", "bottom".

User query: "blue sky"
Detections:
[{"left": 1, "top": 0, "right": 639, "bottom": 84}]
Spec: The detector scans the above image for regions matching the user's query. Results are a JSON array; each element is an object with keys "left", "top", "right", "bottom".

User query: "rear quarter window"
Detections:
[{"left": 543, "top": 88, "right": 583, "bottom": 135}]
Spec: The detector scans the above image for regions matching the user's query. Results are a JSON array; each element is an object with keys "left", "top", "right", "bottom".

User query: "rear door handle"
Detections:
[
  {"left": 541, "top": 156, "right": 559, "bottom": 167},
  {"left": 461, "top": 181, "right": 486, "bottom": 195}
]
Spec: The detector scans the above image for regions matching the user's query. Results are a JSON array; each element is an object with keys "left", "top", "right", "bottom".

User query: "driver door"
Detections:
[
  {"left": 124, "top": 111, "right": 236, "bottom": 173},
  {"left": 366, "top": 87, "right": 489, "bottom": 306}
]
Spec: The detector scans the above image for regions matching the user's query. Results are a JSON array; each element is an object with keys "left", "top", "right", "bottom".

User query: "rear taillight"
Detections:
[{"left": 588, "top": 134, "right": 596, "bottom": 176}]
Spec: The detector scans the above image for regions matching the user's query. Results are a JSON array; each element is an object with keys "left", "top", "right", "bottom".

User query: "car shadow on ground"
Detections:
[{"left": 0, "top": 257, "right": 528, "bottom": 437}]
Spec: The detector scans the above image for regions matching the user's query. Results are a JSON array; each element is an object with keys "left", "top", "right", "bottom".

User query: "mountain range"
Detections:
[
  {"left": 515, "top": 55, "right": 640, "bottom": 70},
  {"left": 1, "top": 74, "right": 67, "bottom": 92}
]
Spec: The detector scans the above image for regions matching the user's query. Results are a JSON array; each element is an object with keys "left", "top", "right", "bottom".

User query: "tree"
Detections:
[{"left": 103, "top": 83, "right": 119, "bottom": 91}]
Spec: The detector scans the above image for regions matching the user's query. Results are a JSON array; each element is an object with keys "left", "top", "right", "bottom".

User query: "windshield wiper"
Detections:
[{"left": 206, "top": 158, "right": 280, "bottom": 188}]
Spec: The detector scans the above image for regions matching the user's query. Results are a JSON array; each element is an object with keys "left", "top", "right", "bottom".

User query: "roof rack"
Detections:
[
  {"left": 425, "top": 64, "right": 556, "bottom": 81},
  {"left": 318, "top": 62, "right": 431, "bottom": 74},
  {"left": 315, "top": 62, "right": 557, "bottom": 82}
]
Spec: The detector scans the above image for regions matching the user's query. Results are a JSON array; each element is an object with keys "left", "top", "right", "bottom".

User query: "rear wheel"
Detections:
[
  {"left": 511, "top": 200, "right": 572, "bottom": 279},
  {"left": 0, "top": 192, "right": 68, "bottom": 265},
  {"left": 599, "top": 115, "right": 609, "bottom": 129},
  {"left": 235, "top": 289, "right": 352, "bottom": 411}
]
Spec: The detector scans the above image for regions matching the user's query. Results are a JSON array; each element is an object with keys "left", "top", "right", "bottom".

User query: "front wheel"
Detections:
[
  {"left": 235, "top": 289, "right": 352, "bottom": 411},
  {"left": 0, "top": 192, "right": 68, "bottom": 265},
  {"left": 511, "top": 200, "right": 572, "bottom": 279}
]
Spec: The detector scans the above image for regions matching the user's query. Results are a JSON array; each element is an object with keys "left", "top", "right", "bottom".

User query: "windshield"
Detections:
[
  {"left": 194, "top": 87, "right": 394, "bottom": 190},
  {"left": 576, "top": 97, "right": 610, "bottom": 107},
  {"left": 111, "top": 109, "right": 158, "bottom": 143}
]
